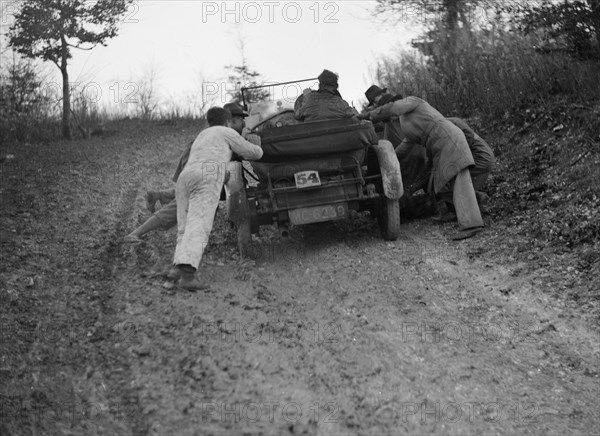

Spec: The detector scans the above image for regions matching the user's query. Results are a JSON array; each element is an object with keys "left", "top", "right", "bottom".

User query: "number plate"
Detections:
[
  {"left": 289, "top": 203, "right": 348, "bottom": 225},
  {"left": 294, "top": 170, "right": 321, "bottom": 189}
]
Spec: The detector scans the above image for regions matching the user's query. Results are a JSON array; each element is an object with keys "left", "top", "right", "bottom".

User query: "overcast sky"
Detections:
[{"left": 7, "top": 1, "right": 421, "bottom": 114}]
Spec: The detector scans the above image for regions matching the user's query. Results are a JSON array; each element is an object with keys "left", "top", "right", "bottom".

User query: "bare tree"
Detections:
[
  {"left": 225, "top": 25, "right": 270, "bottom": 106},
  {"left": 135, "top": 64, "right": 161, "bottom": 120},
  {"left": 188, "top": 68, "right": 214, "bottom": 118}
]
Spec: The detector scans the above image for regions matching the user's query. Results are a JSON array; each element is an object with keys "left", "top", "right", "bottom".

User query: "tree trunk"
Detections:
[{"left": 60, "top": 34, "right": 72, "bottom": 140}]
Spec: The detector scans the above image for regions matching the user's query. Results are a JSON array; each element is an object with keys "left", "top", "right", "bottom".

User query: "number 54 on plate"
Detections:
[{"left": 294, "top": 170, "right": 321, "bottom": 188}]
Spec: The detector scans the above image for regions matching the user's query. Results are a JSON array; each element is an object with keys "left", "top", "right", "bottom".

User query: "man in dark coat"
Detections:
[
  {"left": 363, "top": 95, "right": 484, "bottom": 239},
  {"left": 294, "top": 69, "right": 357, "bottom": 122},
  {"left": 394, "top": 117, "right": 496, "bottom": 215},
  {"left": 361, "top": 86, "right": 434, "bottom": 219}
]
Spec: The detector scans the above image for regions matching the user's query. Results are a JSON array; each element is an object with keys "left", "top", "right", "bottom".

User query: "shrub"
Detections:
[
  {"left": 374, "top": 26, "right": 600, "bottom": 120},
  {"left": 0, "top": 58, "right": 60, "bottom": 143}
]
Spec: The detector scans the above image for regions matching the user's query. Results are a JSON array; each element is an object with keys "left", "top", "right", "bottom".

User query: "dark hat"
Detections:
[
  {"left": 224, "top": 102, "right": 249, "bottom": 117},
  {"left": 378, "top": 92, "right": 403, "bottom": 106},
  {"left": 365, "top": 85, "right": 387, "bottom": 105},
  {"left": 318, "top": 69, "right": 339, "bottom": 88}
]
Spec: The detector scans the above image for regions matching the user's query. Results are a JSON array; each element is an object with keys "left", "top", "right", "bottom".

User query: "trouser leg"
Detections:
[
  {"left": 129, "top": 215, "right": 164, "bottom": 238},
  {"left": 157, "top": 188, "right": 176, "bottom": 205},
  {"left": 174, "top": 173, "right": 222, "bottom": 269},
  {"left": 453, "top": 168, "right": 484, "bottom": 230},
  {"left": 439, "top": 170, "right": 491, "bottom": 211},
  {"left": 153, "top": 199, "right": 177, "bottom": 229},
  {"left": 175, "top": 179, "right": 189, "bottom": 251}
]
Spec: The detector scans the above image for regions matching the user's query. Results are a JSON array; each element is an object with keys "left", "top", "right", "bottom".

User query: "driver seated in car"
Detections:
[{"left": 294, "top": 69, "right": 358, "bottom": 122}]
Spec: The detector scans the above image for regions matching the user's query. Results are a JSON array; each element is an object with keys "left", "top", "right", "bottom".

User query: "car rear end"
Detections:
[{"left": 248, "top": 118, "right": 381, "bottom": 230}]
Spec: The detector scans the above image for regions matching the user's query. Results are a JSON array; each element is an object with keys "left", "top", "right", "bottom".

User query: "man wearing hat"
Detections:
[
  {"left": 360, "top": 86, "right": 434, "bottom": 219},
  {"left": 172, "top": 106, "right": 263, "bottom": 291},
  {"left": 362, "top": 85, "right": 407, "bottom": 145},
  {"left": 388, "top": 96, "right": 484, "bottom": 239},
  {"left": 294, "top": 69, "right": 358, "bottom": 122},
  {"left": 124, "top": 102, "right": 252, "bottom": 244},
  {"left": 364, "top": 85, "right": 387, "bottom": 109}
]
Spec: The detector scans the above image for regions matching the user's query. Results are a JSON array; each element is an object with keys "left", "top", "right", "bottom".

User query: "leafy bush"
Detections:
[{"left": 513, "top": 0, "right": 600, "bottom": 60}]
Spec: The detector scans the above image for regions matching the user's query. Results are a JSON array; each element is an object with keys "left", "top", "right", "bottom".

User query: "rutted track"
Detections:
[
  {"left": 1, "top": 120, "right": 598, "bottom": 435},
  {"left": 113, "top": 208, "right": 599, "bottom": 435}
]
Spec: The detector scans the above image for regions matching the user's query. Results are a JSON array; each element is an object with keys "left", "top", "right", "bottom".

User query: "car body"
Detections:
[{"left": 225, "top": 80, "right": 403, "bottom": 255}]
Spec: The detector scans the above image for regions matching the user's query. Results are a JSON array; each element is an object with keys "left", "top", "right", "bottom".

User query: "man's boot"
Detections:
[
  {"left": 152, "top": 264, "right": 181, "bottom": 280},
  {"left": 432, "top": 201, "right": 457, "bottom": 223},
  {"left": 176, "top": 264, "right": 211, "bottom": 292}
]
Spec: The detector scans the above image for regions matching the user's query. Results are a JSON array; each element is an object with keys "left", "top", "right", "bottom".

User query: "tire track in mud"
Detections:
[
  {"left": 65, "top": 170, "right": 151, "bottom": 435},
  {"left": 0, "top": 136, "right": 159, "bottom": 435},
  {"left": 80, "top": 126, "right": 202, "bottom": 435},
  {"left": 62, "top": 133, "right": 176, "bottom": 435},
  {"left": 121, "top": 214, "right": 600, "bottom": 435},
  {"left": 244, "top": 220, "right": 600, "bottom": 435},
  {"left": 78, "top": 123, "right": 599, "bottom": 435}
]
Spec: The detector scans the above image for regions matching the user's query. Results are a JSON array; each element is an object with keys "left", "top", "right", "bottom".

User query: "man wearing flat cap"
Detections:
[
  {"left": 124, "top": 102, "right": 254, "bottom": 245},
  {"left": 294, "top": 69, "right": 358, "bottom": 122},
  {"left": 172, "top": 106, "right": 263, "bottom": 290}
]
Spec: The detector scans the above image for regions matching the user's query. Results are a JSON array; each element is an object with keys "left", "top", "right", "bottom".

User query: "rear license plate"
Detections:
[
  {"left": 294, "top": 170, "right": 321, "bottom": 189},
  {"left": 289, "top": 203, "right": 348, "bottom": 225}
]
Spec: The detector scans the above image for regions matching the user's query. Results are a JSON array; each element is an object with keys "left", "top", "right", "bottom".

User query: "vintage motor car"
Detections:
[{"left": 225, "top": 79, "right": 404, "bottom": 255}]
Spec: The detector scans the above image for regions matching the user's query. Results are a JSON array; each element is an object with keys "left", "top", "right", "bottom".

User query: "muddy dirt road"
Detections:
[{"left": 1, "top": 121, "right": 598, "bottom": 435}]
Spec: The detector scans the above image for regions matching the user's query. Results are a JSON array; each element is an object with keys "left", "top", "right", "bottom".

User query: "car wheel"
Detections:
[
  {"left": 377, "top": 197, "right": 401, "bottom": 241},
  {"left": 225, "top": 162, "right": 252, "bottom": 256}
]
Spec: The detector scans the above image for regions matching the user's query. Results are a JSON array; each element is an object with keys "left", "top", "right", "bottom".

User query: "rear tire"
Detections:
[
  {"left": 225, "top": 162, "right": 252, "bottom": 256},
  {"left": 377, "top": 197, "right": 401, "bottom": 241},
  {"left": 237, "top": 214, "right": 252, "bottom": 257}
]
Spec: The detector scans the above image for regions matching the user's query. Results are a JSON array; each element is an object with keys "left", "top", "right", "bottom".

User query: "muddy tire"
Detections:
[
  {"left": 377, "top": 197, "right": 401, "bottom": 241},
  {"left": 225, "top": 162, "right": 252, "bottom": 256},
  {"left": 236, "top": 215, "right": 252, "bottom": 257}
]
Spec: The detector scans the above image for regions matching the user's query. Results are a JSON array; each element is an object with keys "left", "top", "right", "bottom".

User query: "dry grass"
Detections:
[{"left": 374, "top": 29, "right": 600, "bottom": 120}]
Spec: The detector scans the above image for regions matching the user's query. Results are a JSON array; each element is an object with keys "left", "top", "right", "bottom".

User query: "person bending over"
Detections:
[{"left": 172, "top": 107, "right": 263, "bottom": 291}]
